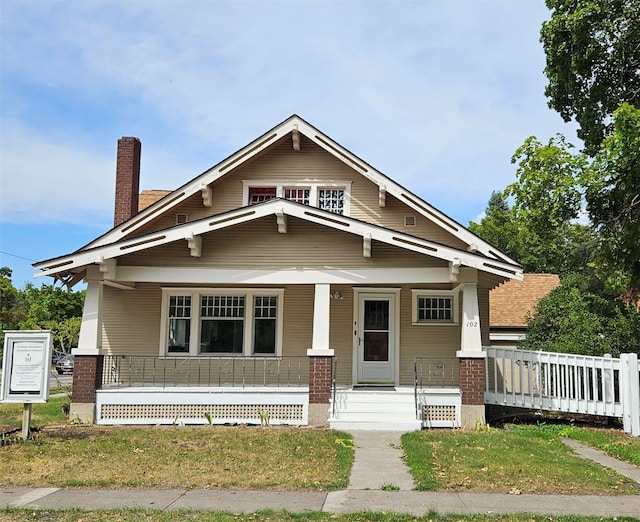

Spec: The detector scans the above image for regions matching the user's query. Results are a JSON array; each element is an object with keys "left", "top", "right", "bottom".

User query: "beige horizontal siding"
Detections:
[
  {"left": 120, "top": 216, "right": 446, "bottom": 270},
  {"left": 102, "top": 283, "right": 162, "bottom": 356}
]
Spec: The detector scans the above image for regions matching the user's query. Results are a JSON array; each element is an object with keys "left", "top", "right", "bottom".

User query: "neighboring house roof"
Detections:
[
  {"left": 79, "top": 114, "right": 521, "bottom": 267},
  {"left": 490, "top": 273, "right": 560, "bottom": 328},
  {"left": 138, "top": 190, "right": 171, "bottom": 211}
]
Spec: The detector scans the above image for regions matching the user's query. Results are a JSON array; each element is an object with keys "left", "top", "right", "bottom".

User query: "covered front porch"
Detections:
[{"left": 86, "top": 353, "right": 464, "bottom": 429}]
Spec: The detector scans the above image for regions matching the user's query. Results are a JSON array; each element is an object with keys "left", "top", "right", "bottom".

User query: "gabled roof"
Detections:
[
  {"left": 80, "top": 115, "right": 521, "bottom": 267},
  {"left": 490, "top": 274, "right": 560, "bottom": 328},
  {"left": 34, "top": 199, "right": 523, "bottom": 282}
]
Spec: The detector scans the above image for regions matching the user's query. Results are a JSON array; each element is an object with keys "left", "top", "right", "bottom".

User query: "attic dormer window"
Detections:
[
  {"left": 243, "top": 181, "right": 351, "bottom": 215},
  {"left": 249, "top": 187, "right": 276, "bottom": 204}
]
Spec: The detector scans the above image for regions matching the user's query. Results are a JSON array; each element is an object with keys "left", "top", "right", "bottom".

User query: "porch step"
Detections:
[{"left": 329, "top": 388, "right": 422, "bottom": 431}]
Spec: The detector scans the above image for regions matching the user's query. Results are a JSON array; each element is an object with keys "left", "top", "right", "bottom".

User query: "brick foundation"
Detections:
[
  {"left": 459, "top": 357, "right": 485, "bottom": 405},
  {"left": 309, "top": 356, "right": 333, "bottom": 404},
  {"left": 71, "top": 355, "right": 104, "bottom": 403}
]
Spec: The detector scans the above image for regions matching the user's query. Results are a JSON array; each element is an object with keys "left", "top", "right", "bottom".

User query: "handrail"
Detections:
[
  {"left": 102, "top": 354, "right": 308, "bottom": 389},
  {"left": 331, "top": 357, "right": 338, "bottom": 418}
]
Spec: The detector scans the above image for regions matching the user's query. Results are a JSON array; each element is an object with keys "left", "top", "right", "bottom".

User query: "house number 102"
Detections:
[{"left": 466, "top": 321, "right": 478, "bottom": 328}]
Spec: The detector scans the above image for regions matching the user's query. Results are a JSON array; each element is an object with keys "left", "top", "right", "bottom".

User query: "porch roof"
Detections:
[{"left": 34, "top": 198, "right": 523, "bottom": 285}]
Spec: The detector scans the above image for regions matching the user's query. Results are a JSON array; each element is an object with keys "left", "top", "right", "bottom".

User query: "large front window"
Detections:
[{"left": 161, "top": 289, "right": 283, "bottom": 356}]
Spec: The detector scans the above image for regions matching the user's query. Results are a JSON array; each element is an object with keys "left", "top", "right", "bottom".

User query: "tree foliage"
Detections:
[
  {"left": 0, "top": 266, "right": 85, "bottom": 355},
  {"left": 541, "top": 0, "right": 640, "bottom": 155},
  {"left": 470, "top": 190, "right": 596, "bottom": 276},
  {"left": 586, "top": 103, "right": 640, "bottom": 294},
  {"left": 522, "top": 273, "right": 640, "bottom": 356}
]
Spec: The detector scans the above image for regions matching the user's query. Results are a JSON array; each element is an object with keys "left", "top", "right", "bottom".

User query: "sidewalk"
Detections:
[{"left": 2, "top": 433, "right": 640, "bottom": 517}]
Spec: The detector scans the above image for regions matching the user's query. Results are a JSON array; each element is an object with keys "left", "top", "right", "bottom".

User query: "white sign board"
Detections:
[{"left": 1, "top": 330, "right": 53, "bottom": 403}]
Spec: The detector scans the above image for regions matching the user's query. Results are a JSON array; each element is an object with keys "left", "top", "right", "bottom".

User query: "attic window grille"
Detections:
[
  {"left": 318, "top": 189, "right": 344, "bottom": 215},
  {"left": 176, "top": 214, "right": 188, "bottom": 225},
  {"left": 405, "top": 216, "right": 416, "bottom": 227},
  {"left": 249, "top": 187, "right": 276, "bottom": 204},
  {"left": 284, "top": 188, "right": 310, "bottom": 205}
]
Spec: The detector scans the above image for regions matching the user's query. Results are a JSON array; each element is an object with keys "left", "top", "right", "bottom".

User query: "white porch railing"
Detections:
[{"left": 485, "top": 347, "right": 640, "bottom": 436}]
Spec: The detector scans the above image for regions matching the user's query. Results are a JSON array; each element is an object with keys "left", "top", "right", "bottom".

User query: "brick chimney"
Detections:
[{"left": 114, "top": 137, "right": 141, "bottom": 227}]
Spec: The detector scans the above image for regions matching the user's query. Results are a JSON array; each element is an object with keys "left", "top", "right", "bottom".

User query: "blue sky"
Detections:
[{"left": 0, "top": 0, "right": 578, "bottom": 289}]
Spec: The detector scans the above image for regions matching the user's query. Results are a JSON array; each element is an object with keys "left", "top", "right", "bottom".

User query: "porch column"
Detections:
[
  {"left": 70, "top": 266, "right": 104, "bottom": 424},
  {"left": 307, "top": 284, "right": 334, "bottom": 427},
  {"left": 456, "top": 279, "right": 487, "bottom": 427}
]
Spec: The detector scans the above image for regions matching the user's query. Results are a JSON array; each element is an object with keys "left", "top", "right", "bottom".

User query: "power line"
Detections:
[{"left": 0, "top": 250, "right": 37, "bottom": 262}]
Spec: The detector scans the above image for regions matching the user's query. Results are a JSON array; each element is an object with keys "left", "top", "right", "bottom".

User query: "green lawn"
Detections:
[{"left": 402, "top": 424, "right": 640, "bottom": 494}]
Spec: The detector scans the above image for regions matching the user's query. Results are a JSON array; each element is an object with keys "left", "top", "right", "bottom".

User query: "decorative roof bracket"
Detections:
[
  {"left": 275, "top": 208, "right": 287, "bottom": 233},
  {"left": 363, "top": 233, "right": 372, "bottom": 258},
  {"left": 186, "top": 233, "right": 202, "bottom": 257},
  {"left": 292, "top": 127, "right": 301, "bottom": 151},
  {"left": 379, "top": 185, "right": 386, "bottom": 208},
  {"left": 449, "top": 257, "right": 461, "bottom": 282},
  {"left": 98, "top": 257, "right": 117, "bottom": 280},
  {"left": 201, "top": 185, "right": 213, "bottom": 207}
]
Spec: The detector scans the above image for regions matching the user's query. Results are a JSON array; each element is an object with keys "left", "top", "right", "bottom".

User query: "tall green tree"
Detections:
[
  {"left": 541, "top": 0, "right": 640, "bottom": 155},
  {"left": 586, "top": 103, "right": 640, "bottom": 295},
  {"left": 522, "top": 273, "right": 640, "bottom": 357}
]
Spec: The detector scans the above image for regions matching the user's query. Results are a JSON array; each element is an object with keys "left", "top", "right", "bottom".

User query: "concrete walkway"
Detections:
[
  {"left": 348, "top": 430, "right": 414, "bottom": 490},
  {"left": 2, "top": 432, "right": 640, "bottom": 517}
]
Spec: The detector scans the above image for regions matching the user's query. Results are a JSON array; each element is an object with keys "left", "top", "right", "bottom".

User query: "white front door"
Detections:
[{"left": 356, "top": 292, "right": 397, "bottom": 384}]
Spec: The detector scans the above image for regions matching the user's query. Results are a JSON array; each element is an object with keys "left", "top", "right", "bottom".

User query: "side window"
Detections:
[
  {"left": 253, "top": 296, "right": 277, "bottom": 354},
  {"left": 168, "top": 295, "right": 191, "bottom": 353},
  {"left": 411, "top": 290, "right": 458, "bottom": 325}
]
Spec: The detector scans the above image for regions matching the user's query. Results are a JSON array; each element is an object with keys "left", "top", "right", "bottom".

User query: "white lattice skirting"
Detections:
[
  {"left": 95, "top": 387, "right": 309, "bottom": 426},
  {"left": 417, "top": 389, "right": 462, "bottom": 428}
]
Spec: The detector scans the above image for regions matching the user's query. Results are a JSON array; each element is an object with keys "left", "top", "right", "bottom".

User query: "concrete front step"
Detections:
[
  {"left": 330, "top": 419, "right": 422, "bottom": 431},
  {"left": 329, "top": 387, "right": 421, "bottom": 431}
]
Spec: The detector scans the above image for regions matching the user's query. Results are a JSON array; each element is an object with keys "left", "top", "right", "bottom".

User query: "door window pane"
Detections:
[{"left": 364, "top": 331, "right": 389, "bottom": 361}]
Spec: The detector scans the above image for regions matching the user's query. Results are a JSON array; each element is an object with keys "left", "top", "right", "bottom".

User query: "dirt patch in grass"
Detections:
[{"left": 0, "top": 425, "right": 353, "bottom": 491}]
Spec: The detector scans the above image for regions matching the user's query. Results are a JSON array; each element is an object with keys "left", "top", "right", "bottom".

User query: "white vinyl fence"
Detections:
[{"left": 485, "top": 348, "right": 640, "bottom": 436}]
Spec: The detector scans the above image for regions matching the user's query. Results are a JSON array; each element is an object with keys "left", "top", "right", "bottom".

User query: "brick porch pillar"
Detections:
[
  {"left": 458, "top": 355, "right": 486, "bottom": 427},
  {"left": 309, "top": 355, "right": 333, "bottom": 404},
  {"left": 71, "top": 355, "right": 104, "bottom": 404}
]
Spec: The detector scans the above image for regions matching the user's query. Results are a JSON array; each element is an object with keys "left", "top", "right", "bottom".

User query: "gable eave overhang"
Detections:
[
  {"left": 34, "top": 199, "right": 523, "bottom": 282},
  {"left": 82, "top": 115, "right": 519, "bottom": 266}
]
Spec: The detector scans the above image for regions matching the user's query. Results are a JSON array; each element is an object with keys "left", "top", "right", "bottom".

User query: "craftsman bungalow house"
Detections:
[{"left": 34, "top": 115, "right": 523, "bottom": 430}]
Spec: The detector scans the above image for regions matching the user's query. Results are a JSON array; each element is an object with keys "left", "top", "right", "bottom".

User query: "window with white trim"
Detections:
[
  {"left": 243, "top": 181, "right": 351, "bottom": 215},
  {"left": 411, "top": 289, "right": 459, "bottom": 325},
  {"left": 318, "top": 188, "right": 345, "bottom": 214},
  {"left": 161, "top": 289, "right": 284, "bottom": 356}
]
